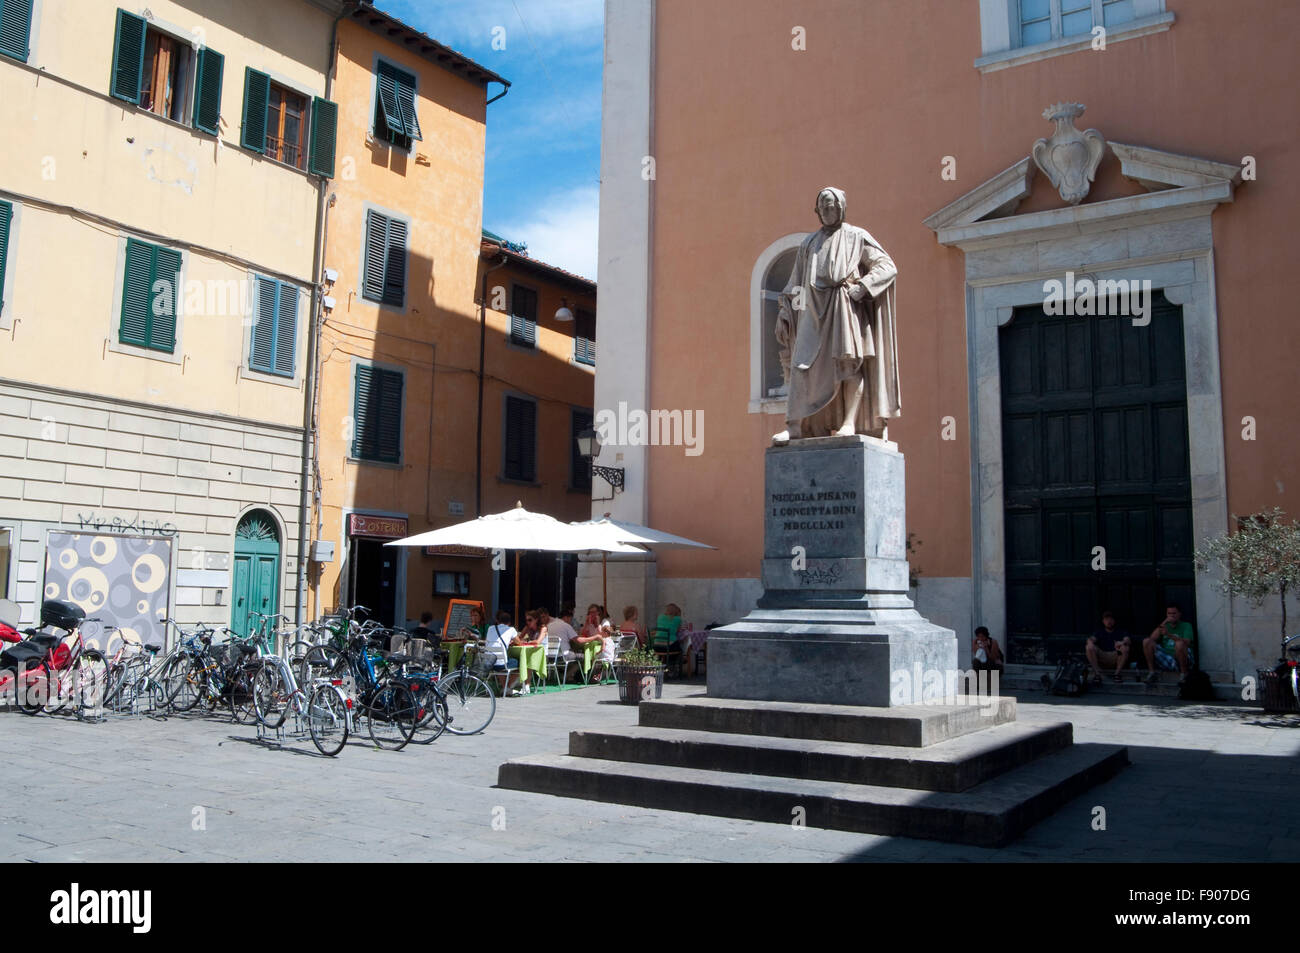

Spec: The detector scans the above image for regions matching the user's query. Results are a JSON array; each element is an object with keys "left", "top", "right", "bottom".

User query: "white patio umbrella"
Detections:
[
  {"left": 570, "top": 517, "right": 715, "bottom": 610},
  {"left": 386, "top": 504, "right": 644, "bottom": 624}
]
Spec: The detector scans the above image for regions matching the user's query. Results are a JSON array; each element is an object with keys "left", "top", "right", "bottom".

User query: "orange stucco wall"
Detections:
[
  {"left": 311, "top": 19, "right": 596, "bottom": 624},
  {"left": 647, "top": 0, "right": 1299, "bottom": 583}
]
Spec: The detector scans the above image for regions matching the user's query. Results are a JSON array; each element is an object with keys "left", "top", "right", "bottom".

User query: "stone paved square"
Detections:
[{"left": 3, "top": 681, "right": 1297, "bottom": 862}]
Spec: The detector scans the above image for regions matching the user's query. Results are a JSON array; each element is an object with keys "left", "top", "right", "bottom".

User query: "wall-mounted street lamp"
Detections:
[
  {"left": 577, "top": 428, "right": 624, "bottom": 499},
  {"left": 555, "top": 297, "right": 574, "bottom": 322}
]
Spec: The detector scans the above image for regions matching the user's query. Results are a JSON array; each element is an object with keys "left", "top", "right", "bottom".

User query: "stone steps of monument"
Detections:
[
  {"left": 1002, "top": 665, "right": 1239, "bottom": 700},
  {"left": 497, "top": 742, "right": 1129, "bottom": 847},
  {"left": 637, "top": 695, "right": 1017, "bottom": 747},
  {"left": 568, "top": 720, "right": 1074, "bottom": 793}
]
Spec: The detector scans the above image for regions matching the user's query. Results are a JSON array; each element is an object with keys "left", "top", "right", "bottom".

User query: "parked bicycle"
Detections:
[{"left": 250, "top": 648, "right": 354, "bottom": 757}]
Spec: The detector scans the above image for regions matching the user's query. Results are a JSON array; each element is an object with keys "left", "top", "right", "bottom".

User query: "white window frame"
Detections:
[
  {"left": 0, "top": 195, "right": 21, "bottom": 332},
  {"left": 976, "top": 0, "right": 1172, "bottom": 73}
]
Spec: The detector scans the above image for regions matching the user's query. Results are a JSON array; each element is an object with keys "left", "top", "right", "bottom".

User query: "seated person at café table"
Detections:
[
  {"left": 1086, "top": 610, "right": 1131, "bottom": 684},
  {"left": 484, "top": 610, "right": 522, "bottom": 695},
  {"left": 510, "top": 610, "right": 545, "bottom": 695},
  {"left": 458, "top": 604, "right": 488, "bottom": 640},
  {"left": 651, "top": 603, "right": 683, "bottom": 651},
  {"left": 589, "top": 619, "right": 617, "bottom": 683},
  {"left": 544, "top": 606, "right": 580, "bottom": 665},
  {"left": 620, "top": 605, "right": 645, "bottom": 646},
  {"left": 573, "top": 604, "right": 608, "bottom": 678}
]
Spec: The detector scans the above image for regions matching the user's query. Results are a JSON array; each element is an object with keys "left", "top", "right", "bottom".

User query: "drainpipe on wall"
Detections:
[
  {"left": 476, "top": 241, "right": 507, "bottom": 517},
  {"left": 296, "top": 2, "right": 352, "bottom": 625}
]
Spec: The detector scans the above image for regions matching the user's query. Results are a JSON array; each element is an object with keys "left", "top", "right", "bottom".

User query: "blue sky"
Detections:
[{"left": 377, "top": 0, "right": 603, "bottom": 279}]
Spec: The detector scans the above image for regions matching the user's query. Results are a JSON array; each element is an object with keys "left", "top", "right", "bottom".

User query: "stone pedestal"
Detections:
[{"left": 708, "top": 435, "right": 957, "bottom": 706}]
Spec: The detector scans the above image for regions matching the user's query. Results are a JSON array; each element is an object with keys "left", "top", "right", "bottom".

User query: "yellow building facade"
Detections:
[{"left": 0, "top": 0, "right": 342, "bottom": 642}]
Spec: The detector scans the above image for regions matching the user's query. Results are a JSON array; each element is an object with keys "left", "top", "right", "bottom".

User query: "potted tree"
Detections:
[
  {"left": 1195, "top": 507, "right": 1300, "bottom": 712},
  {"left": 616, "top": 644, "right": 665, "bottom": 705}
]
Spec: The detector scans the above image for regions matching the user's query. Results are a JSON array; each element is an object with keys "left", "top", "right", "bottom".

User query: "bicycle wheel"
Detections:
[
  {"left": 17, "top": 661, "right": 48, "bottom": 716},
  {"left": 229, "top": 663, "right": 260, "bottom": 724},
  {"left": 307, "top": 683, "right": 348, "bottom": 757},
  {"left": 75, "top": 650, "right": 109, "bottom": 718},
  {"left": 438, "top": 671, "right": 496, "bottom": 735},
  {"left": 44, "top": 662, "right": 72, "bottom": 714},
  {"left": 168, "top": 656, "right": 205, "bottom": 712},
  {"left": 362, "top": 682, "right": 417, "bottom": 750},
  {"left": 253, "top": 662, "right": 290, "bottom": 729},
  {"left": 103, "top": 660, "right": 130, "bottom": 711},
  {"left": 408, "top": 682, "right": 446, "bottom": 745}
]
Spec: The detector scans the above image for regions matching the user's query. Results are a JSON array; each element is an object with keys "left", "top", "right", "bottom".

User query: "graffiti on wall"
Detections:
[{"left": 43, "top": 532, "right": 172, "bottom": 652}]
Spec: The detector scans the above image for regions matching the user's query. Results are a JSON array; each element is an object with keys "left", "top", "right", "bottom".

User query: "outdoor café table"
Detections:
[
  {"left": 509, "top": 642, "right": 547, "bottom": 684},
  {"left": 578, "top": 640, "right": 603, "bottom": 680},
  {"left": 681, "top": 625, "right": 707, "bottom": 676},
  {"left": 442, "top": 639, "right": 467, "bottom": 671}
]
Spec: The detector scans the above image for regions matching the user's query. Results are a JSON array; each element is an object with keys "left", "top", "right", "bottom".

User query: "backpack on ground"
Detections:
[
  {"left": 1178, "top": 668, "right": 1215, "bottom": 701},
  {"left": 1044, "top": 656, "right": 1089, "bottom": 697}
]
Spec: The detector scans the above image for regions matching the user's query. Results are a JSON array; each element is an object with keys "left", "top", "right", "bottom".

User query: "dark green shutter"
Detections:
[
  {"left": 119, "top": 238, "right": 153, "bottom": 346},
  {"left": 352, "top": 363, "right": 374, "bottom": 458},
  {"left": 510, "top": 285, "right": 537, "bottom": 347},
  {"left": 241, "top": 67, "right": 270, "bottom": 153},
  {"left": 377, "top": 369, "right": 403, "bottom": 463},
  {"left": 150, "top": 246, "right": 181, "bottom": 352},
  {"left": 0, "top": 200, "right": 11, "bottom": 317},
  {"left": 308, "top": 97, "right": 337, "bottom": 177},
  {"left": 274, "top": 282, "right": 297, "bottom": 376},
  {"left": 382, "top": 218, "right": 407, "bottom": 306},
  {"left": 250, "top": 276, "right": 276, "bottom": 372},
  {"left": 0, "top": 0, "right": 33, "bottom": 62},
  {"left": 353, "top": 364, "right": 402, "bottom": 463},
  {"left": 362, "top": 210, "right": 388, "bottom": 302},
  {"left": 192, "top": 47, "right": 224, "bottom": 136},
  {"left": 375, "top": 63, "right": 404, "bottom": 137},
  {"left": 109, "top": 9, "right": 147, "bottom": 104},
  {"left": 505, "top": 396, "right": 537, "bottom": 481},
  {"left": 394, "top": 69, "right": 421, "bottom": 140}
]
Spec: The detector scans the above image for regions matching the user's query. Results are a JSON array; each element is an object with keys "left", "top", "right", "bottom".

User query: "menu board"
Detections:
[{"left": 443, "top": 599, "right": 485, "bottom": 640}]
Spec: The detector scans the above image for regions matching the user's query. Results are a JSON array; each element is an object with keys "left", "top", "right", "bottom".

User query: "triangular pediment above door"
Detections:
[{"left": 923, "top": 104, "right": 1245, "bottom": 249}]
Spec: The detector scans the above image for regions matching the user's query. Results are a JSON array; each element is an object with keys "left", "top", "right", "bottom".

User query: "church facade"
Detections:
[{"left": 587, "top": 0, "right": 1296, "bottom": 681}]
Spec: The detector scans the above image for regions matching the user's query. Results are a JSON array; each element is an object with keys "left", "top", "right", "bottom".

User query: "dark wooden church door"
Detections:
[{"left": 1000, "top": 292, "right": 1196, "bottom": 663}]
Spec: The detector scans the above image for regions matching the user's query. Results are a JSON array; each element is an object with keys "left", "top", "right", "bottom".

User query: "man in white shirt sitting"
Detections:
[
  {"left": 484, "top": 610, "right": 521, "bottom": 695},
  {"left": 542, "top": 607, "right": 579, "bottom": 663}
]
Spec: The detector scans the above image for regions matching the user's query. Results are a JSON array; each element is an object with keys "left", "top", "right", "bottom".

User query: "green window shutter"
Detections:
[
  {"left": 149, "top": 246, "right": 181, "bottom": 352},
  {"left": 376, "top": 369, "right": 403, "bottom": 463},
  {"left": 352, "top": 363, "right": 374, "bottom": 458},
  {"left": 394, "top": 69, "right": 421, "bottom": 140},
  {"left": 119, "top": 238, "right": 153, "bottom": 347},
  {"left": 308, "top": 97, "right": 337, "bottom": 177},
  {"left": 241, "top": 67, "right": 270, "bottom": 153},
  {"left": 273, "top": 282, "right": 297, "bottom": 376},
  {"left": 375, "top": 63, "right": 404, "bottom": 138},
  {"left": 362, "top": 209, "right": 389, "bottom": 303},
  {"left": 382, "top": 218, "right": 407, "bottom": 306},
  {"left": 0, "top": 0, "right": 33, "bottom": 62},
  {"left": 192, "top": 47, "right": 224, "bottom": 136},
  {"left": 0, "top": 200, "right": 11, "bottom": 317},
  {"left": 109, "top": 9, "right": 147, "bottom": 104},
  {"left": 250, "top": 276, "right": 276, "bottom": 372},
  {"left": 505, "top": 396, "right": 536, "bottom": 481},
  {"left": 510, "top": 285, "right": 537, "bottom": 347}
]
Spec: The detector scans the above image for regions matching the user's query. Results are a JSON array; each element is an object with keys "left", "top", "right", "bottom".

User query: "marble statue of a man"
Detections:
[{"left": 773, "top": 187, "right": 901, "bottom": 444}]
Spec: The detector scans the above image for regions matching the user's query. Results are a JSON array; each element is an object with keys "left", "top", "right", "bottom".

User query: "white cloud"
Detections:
[{"left": 493, "top": 185, "right": 599, "bottom": 281}]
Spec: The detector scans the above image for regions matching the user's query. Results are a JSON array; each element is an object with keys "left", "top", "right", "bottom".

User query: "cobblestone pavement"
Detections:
[{"left": 2, "top": 681, "right": 1297, "bottom": 862}]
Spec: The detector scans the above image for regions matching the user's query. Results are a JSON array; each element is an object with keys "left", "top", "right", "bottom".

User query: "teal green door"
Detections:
[{"left": 232, "top": 511, "right": 281, "bottom": 647}]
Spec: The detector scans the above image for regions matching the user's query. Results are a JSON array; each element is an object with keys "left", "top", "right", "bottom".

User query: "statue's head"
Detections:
[{"left": 815, "top": 187, "right": 846, "bottom": 227}]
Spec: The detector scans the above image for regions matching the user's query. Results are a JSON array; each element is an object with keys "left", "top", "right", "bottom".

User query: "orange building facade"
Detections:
[
  {"left": 594, "top": 0, "right": 1298, "bottom": 681},
  {"left": 308, "top": 5, "right": 596, "bottom": 628}
]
